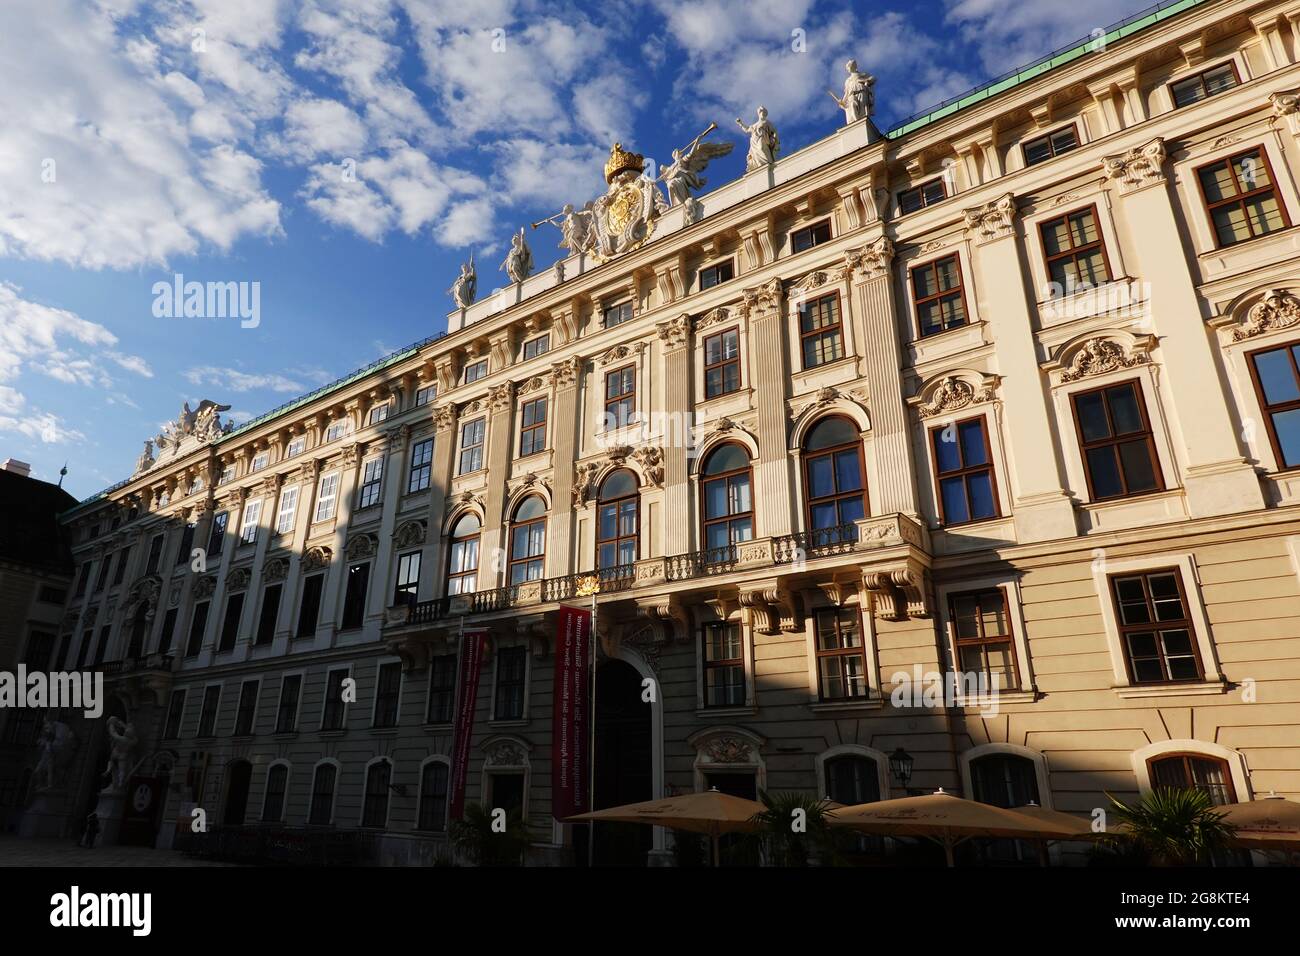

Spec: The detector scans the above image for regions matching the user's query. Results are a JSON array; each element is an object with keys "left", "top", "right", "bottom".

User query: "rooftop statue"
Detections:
[
  {"left": 735, "top": 106, "right": 779, "bottom": 171},
  {"left": 532, "top": 201, "right": 596, "bottom": 257},
  {"left": 587, "top": 143, "right": 668, "bottom": 261},
  {"left": 449, "top": 252, "right": 477, "bottom": 308},
  {"left": 499, "top": 228, "right": 535, "bottom": 284},
  {"left": 828, "top": 59, "right": 875, "bottom": 125},
  {"left": 659, "top": 123, "right": 735, "bottom": 225}
]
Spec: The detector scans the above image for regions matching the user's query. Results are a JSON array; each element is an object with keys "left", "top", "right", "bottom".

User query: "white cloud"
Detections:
[
  {"left": 0, "top": 386, "right": 83, "bottom": 444},
  {"left": 183, "top": 365, "right": 309, "bottom": 393},
  {"left": 944, "top": 0, "right": 1142, "bottom": 74}
]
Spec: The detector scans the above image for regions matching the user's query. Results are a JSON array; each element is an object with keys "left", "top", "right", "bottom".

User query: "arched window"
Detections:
[
  {"left": 361, "top": 759, "right": 392, "bottom": 828},
  {"left": 700, "top": 443, "right": 753, "bottom": 555},
  {"left": 803, "top": 416, "right": 866, "bottom": 544},
  {"left": 308, "top": 762, "right": 337, "bottom": 825},
  {"left": 597, "top": 470, "right": 639, "bottom": 571},
  {"left": 262, "top": 763, "right": 288, "bottom": 823},
  {"left": 418, "top": 761, "right": 450, "bottom": 832},
  {"left": 824, "top": 755, "right": 881, "bottom": 805},
  {"left": 508, "top": 496, "right": 547, "bottom": 584},
  {"left": 446, "top": 513, "right": 480, "bottom": 595},
  {"left": 969, "top": 753, "right": 1040, "bottom": 808},
  {"left": 1148, "top": 753, "right": 1235, "bottom": 805}
]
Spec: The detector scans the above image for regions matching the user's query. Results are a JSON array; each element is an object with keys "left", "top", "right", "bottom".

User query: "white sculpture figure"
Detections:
[
  {"left": 735, "top": 106, "right": 780, "bottom": 171},
  {"left": 587, "top": 143, "right": 669, "bottom": 260},
  {"left": 449, "top": 253, "right": 477, "bottom": 308},
  {"left": 192, "top": 400, "right": 231, "bottom": 442},
  {"left": 533, "top": 202, "right": 596, "bottom": 256},
  {"left": 659, "top": 123, "right": 735, "bottom": 225},
  {"left": 133, "top": 439, "right": 155, "bottom": 475},
  {"left": 499, "top": 228, "right": 534, "bottom": 284},
  {"left": 102, "top": 717, "right": 138, "bottom": 793},
  {"left": 33, "top": 719, "right": 77, "bottom": 791},
  {"left": 829, "top": 59, "right": 875, "bottom": 125}
]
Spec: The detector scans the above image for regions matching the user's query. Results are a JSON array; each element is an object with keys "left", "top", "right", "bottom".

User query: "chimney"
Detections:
[{"left": 1, "top": 458, "right": 32, "bottom": 478}]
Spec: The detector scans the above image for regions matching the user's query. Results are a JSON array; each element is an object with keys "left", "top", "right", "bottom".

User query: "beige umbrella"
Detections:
[
  {"left": 827, "top": 789, "right": 1082, "bottom": 866},
  {"left": 568, "top": 788, "right": 765, "bottom": 866},
  {"left": 1013, "top": 803, "right": 1101, "bottom": 838},
  {"left": 1218, "top": 795, "right": 1300, "bottom": 851}
]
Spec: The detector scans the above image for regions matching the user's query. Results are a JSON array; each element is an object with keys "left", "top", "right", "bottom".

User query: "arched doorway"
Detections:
[
  {"left": 589, "top": 659, "right": 652, "bottom": 865},
  {"left": 223, "top": 760, "right": 253, "bottom": 825}
]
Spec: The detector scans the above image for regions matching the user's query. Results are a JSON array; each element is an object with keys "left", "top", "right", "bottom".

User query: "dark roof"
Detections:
[{"left": 0, "top": 468, "right": 78, "bottom": 574}]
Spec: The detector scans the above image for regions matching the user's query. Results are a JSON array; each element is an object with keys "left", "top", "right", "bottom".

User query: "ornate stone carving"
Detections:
[
  {"left": 862, "top": 561, "right": 931, "bottom": 620},
  {"left": 962, "top": 193, "right": 1017, "bottom": 243},
  {"left": 739, "top": 584, "right": 801, "bottom": 635},
  {"left": 263, "top": 557, "right": 288, "bottom": 583},
  {"left": 394, "top": 520, "right": 426, "bottom": 548},
  {"left": 572, "top": 462, "right": 601, "bottom": 506},
  {"left": 341, "top": 443, "right": 361, "bottom": 466},
  {"left": 1101, "top": 138, "right": 1166, "bottom": 192},
  {"left": 226, "top": 567, "right": 251, "bottom": 592},
  {"left": 302, "top": 546, "right": 332, "bottom": 571},
  {"left": 633, "top": 446, "right": 664, "bottom": 486},
  {"left": 1272, "top": 88, "right": 1300, "bottom": 118},
  {"left": 484, "top": 738, "right": 527, "bottom": 767},
  {"left": 598, "top": 342, "right": 645, "bottom": 367},
  {"left": 1059, "top": 337, "right": 1147, "bottom": 382},
  {"left": 841, "top": 235, "right": 894, "bottom": 281},
  {"left": 518, "top": 373, "right": 552, "bottom": 394},
  {"left": 345, "top": 533, "right": 377, "bottom": 561},
  {"left": 551, "top": 356, "right": 583, "bottom": 387},
  {"left": 656, "top": 314, "right": 691, "bottom": 348},
  {"left": 297, "top": 458, "right": 321, "bottom": 484},
  {"left": 384, "top": 423, "right": 411, "bottom": 451},
  {"left": 914, "top": 375, "right": 998, "bottom": 417},
  {"left": 488, "top": 382, "right": 514, "bottom": 412},
  {"left": 702, "top": 735, "right": 753, "bottom": 763},
  {"left": 123, "top": 575, "right": 161, "bottom": 623},
  {"left": 433, "top": 404, "right": 457, "bottom": 431},
  {"left": 739, "top": 277, "right": 783, "bottom": 318},
  {"left": 1233, "top": 289, "right": 1300, "bottom": 341},
  {"left": 194, "top": 575, "right": 217, "bottom": 600},
  {"left": 694, "top": 306, "right": 732, "bottom": 331}
]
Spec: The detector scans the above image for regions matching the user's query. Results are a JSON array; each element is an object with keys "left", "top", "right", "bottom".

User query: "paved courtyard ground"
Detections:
[{"left": 0, "top": 834, "right": 238, "bottom": 866}]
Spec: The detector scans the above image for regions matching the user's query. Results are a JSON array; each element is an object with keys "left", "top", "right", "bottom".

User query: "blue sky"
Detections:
[{"left": 0, "top": 0, "right": 1153, "bottom": 499}]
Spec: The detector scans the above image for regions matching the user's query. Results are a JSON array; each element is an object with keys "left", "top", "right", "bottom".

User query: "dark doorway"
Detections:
[
  {"left": 223, "top": 760, "right": 253, "bottom": 825},
  {"left": 587, "top": 659, "right": 652, "bottom": 866}
]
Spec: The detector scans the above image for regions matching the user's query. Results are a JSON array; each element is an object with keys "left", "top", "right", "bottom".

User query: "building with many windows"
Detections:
[{"left": 12, "top": 0, "right": 1300, "bottom": 863}]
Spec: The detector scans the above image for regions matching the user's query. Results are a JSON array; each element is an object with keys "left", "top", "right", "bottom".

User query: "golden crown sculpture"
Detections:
[{"left": 604, "top": 142, "right": 645, "bottom": 183}]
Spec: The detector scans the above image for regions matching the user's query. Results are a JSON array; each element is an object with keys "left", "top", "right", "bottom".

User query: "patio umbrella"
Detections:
[
  {"left": 1217, "top": 795, "right": 1300, "bottom": 851},
  {"left": 826, "top": 789, "right": 1082, "bottom": 866},
  {"left": 568, "top": 788, "right": 765, "bottom": 866},
  {"left": 1012, "top": 802, "right": 1101, "bottom": 865}
]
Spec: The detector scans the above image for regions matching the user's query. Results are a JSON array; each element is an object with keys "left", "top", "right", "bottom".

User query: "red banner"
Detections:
[
  {"left": 448, "top": 628, "right": 488, "bottom": 821},
  {"left": 551, "top": 605, "right": 591, "bottom": 821}
]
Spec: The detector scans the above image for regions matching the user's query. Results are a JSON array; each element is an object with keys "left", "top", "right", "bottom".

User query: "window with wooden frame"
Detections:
[
  {"left": 296, "top": 574, "right": 323, "bottom": 638},
  {"left": 308, "top": 763, "right": 337, "bottom": 824},
  {"left": 814, "top": 607, "right": 868, "bottom": 701},
  {"left": 596, "top": 469, "right": 639, "bottom": 570},
  {"left": 408, "top": 438, "right": 433, "bottom": 492},
  {"left": 196, "top": 685, "right": 221, "bottom": 738},
  {"left": 1109, "top": 568, "right": 1203, "bottom": 685},
  {"left": 446, "top": 513, "right": 480, "bottom": 595},
  {"left": 700, "top": 443, "right": 754, "bottom": 555},
  {"left": 790, "top": 220, "right": 832, "bottom": 253},
  {"left": 799, "top": 292, "right": 845, "bottom": 369},
  {"left": 1070, "top": 379, "right": 1163, "bottom": 501},
  {"left": 427, "top": 655, "right": 457, "bottom": 724},
  {"left": 458, "top": 418, "right": 485, "bottom": 474},
  {"left": 898, "top": 178, "right": 947, "bottom": 215},
  {"left": 519, "top": 397, "right": 547, "bottom": 456},
  {"left": 1197, "top": 147, "right": 1290, "bottom": 248},
  {"left": 703, "top": 327, "right": 741, "bottom": 399},
  {"left": 357, "top": 457, "right": 383, "bottom": 509},
  {"left": 275, "top": 675, "right": 301, "bottom": 733},
  {"left": 603, "top": 301, "right": 634, "bottom": 328},
  {"left": 262, "top": 764, "right": 288, "bottom": 822},
  {"left": 393, "top": 550, "right": 420, "bottom": 606},
  {"left": 1040, "top": 205, "right": 1111, "bottom": 292},
  {"left": 699, "top": 259, "right": 734, "bottom": 290},
  {"left": 930, "top": 416, "right": 999, "bottom": 525},
  {"left": 604, "top": 365, "right": 635, "bottom": 428},
  {"left": 414, "top": 384, "right": 437, "bottom": 407},
  {"left": 234, "top": 680, "right": 258, "bottom": 736},
  {"left": 1248, "top": 339, "right": 1300, "bottom": 470},
  {"left": 163, "top": 689, "right": 186, "bottom": 739},
  {"left": 1148, "top": 753, "right": 1235, "bottom": 804},
  {"left": 508, "top": 495, "right": 546, "bottom": 585},
  {"left": 702, "top": 621, "right": 745, "bottom": 707},
  {"left": 949, "top": 588, "right": 1019, "bottom": 692},
  {"left": 340, "top": 562, "right": 370, "bottom": 630},
  {"left": 910, "top": 255, "right": 968, "bottom": 337},
  {"left": 373, "top": 662, "right": 402, "bottom": 728},
  {"left": 321, "top": 669, "right": 349, "bottom": 730},
  {"left": 464, "top": 358, "right": 488, "bottom": 383},
  {"left": 1170, "top": 61, "right": 1240, "bottom": 108},
  {"left": 803, "top": 416, "right": 866, "bottom": 544},
  {"left": 522, "top": 334, "right": 550, "bottom": 360},
  {"left": 494, "top": 646, "right": 527, "bottom": 720},
  {"left": 418, "top": 761, "right": 450, "bottom": 830},
  {"left": 1023, "top": 125, "right": 1079, "bottom": 167}
]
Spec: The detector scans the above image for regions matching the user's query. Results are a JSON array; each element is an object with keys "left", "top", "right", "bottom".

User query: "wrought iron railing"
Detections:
[
  {"left": 407, "top": 597, "right": 451, "bottom": 625},
  {"left": 102, "top": 653, "right": 175, "bottom": 676},
  {"left": 774, "top": 524, "right": 860, "bottom": 564},
  {"left": 666, "top": 545, "right": 737, "bottom": 581}
]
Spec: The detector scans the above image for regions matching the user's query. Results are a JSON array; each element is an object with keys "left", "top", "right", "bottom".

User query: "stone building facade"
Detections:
[{"left": 17, "top": 0, "right": 1300, "bottom": 863}]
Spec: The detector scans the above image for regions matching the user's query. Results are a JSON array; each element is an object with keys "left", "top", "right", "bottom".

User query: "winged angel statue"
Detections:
[{"left": 659, "top": 124, "right": 735, "bottom": 225}]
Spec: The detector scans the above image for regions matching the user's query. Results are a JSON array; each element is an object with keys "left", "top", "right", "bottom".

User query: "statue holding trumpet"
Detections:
[
  {"left": 532, "top": 201, "right": 596, "bottom": 257},
  {"left": 658, "top": 122, "right": 734, "bottom": 225}
]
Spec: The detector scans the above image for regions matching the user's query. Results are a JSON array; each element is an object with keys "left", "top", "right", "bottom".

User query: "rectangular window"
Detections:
[
  {"left": 898, "top": 178, "right": 947, "bottom": 215},
  {"left": 1249, "top": 340, "right": 1300, "bottom": 469},
  {"left": 234, "top": 681, "right": 258, "bottom": 736},
  {"left": 357, "top": 458, "right": 383, "bottom": 509},
  {"left": 368, "top": 403, "right": 390, "bottom": 425},
  {"left": 930, "top": 417, "right": 999, "bottom": 525},
  {"left": 322, "top": 669, "right": 349, "bottom": 730},
  {"left": 910, "top": 255, "right": 968, "bottom": 337},
  {"left": 418, "top": 763, "right": 450, "bottom": 831},
  {"left": 458, "top": 420, "right": 485, "bottom": 475},
  {"left": 146, "top": 534, "right": 164, "bottom": 574},
  {"left": 218, "top": 593, "right": 244, "bottom": 653},
  {"left": 251, "top": 452, "right": 269, "bottom": 473},
  {"left": 427, "top": 654, "right": 457, "bottom": 724},
  {"left": 185, "top": 601, "right": 210, "bottom": 658},
  {"left": 314, "top": 473, "right": 340, "bottom": 522},
  {"left": 325, "top": 420, "right": 349, "bottom": 442},
  {"left": 522, "top": 335, "right": 550, "bottom": 361},
  {"left": 112, "top": 546, "right": 131, "bottom": 586},
  {"left": 950, "top": 589, "right": 1019, "bottom": 691},
  {"left": 603, "top": 302, "right": 634, "bottom": 328},
  {"left": 519, "top": 397, "right": 547, "bottom": 456},
  {"left": 157, "top": 607, "right": 178, "bottom": 655},
  {"left": 94, "top": 554, "right": 112, "bottom": 592},
  {"left": 494, "top": 647, "right": 527, "bottom": 720},
  {"left": 76, "top": 630, "right": 93, "bottom": 669},
  {"left": 286, "top": 436, "right": 306, "bottom": 458},
  {"left": 703, "top": 622, "right": 745, "bottom": 707},
  {"left": 1041, "top": 206, "right": 1111, "bottom": 292},
  {"left": 219, "top": 465, "right": 235, "bottom": 485},
  {"left": 74, "top": 563, "right": 90, "bottom": 597},
  {"left": 815, "top": 608, "right": 868, "bottom": 700},
  {"left": 239, "top": 499, "right": 262, "bottom": 545},
  {"left": 414, "top": 384, "right": 437, "bottom": 407},
  {"left": 1171, "top": 61, "right": 1240, "bottom": 108},
  {"left": 799, "top": 293, "right": 845, "bottom": 369},
  {"left": 276, "top": 485, "right": 299, "bottom": 534},
  {"left": 197, "top": 686, "right": 220, "bottom": 738},
  {"left": 296, "top": 574, "right": 324, "bottom": 638},
  {"left": 275, "top": 675, "right": 302, "bottom": 733},
  {"left": 163, "top": 689, "right": 186, "bottom": 739},
  {"left": 208, "top": 512, "right": 228, "bottom": 556},
  {"left": 176, "top": 522, "right": 195, "bottom": 565},
  {"left": 1023, "top": 125, "right": 1078, "bottom": 166},
  {"left": 1110, "top": 569, "right": 1203, "bottom": 684},
  {"left": 255, "top": 584, "right": 282, "bottom": 646},
  {"left": 790, "top": 220, "right": 832, "bottom": 253},
  {"left": 704, "top": 328, "right": 741, "bottom": 399},
  {"left": 309, "top": 765, "right": 337, "bottom": 824},
  {"left": 373, "top": 661, "right": 402, "bottom": 728},
  {"left": 1071, "top": 380, "right": 1162, "bottom": 501},
  {"left": 1197, "top": 147, "right": 1290, "bottom": 248},
  {"left": 699, "top": 259, "right": 735, "bottom": 290},
  {"left": 464, "top": 359, "right": 488, "bottom": 383},
  {"left": 341, "top": 562, "right": 370, "bottom": 630},
  {"left": 604, "top": 366, "right": 636, "bottom": 428},
  {"left": 406, "top": 438, "right": 433, "bottom": 492},
  {"left": 394, "top": 551, "right": 421, "bottom": 606}
]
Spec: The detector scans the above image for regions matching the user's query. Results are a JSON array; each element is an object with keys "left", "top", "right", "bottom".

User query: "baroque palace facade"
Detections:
[{"left": 12, "top": 0, "right": 1300, "bottom": 864}]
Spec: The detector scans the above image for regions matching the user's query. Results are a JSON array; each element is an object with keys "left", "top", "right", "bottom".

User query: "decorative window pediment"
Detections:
[
  {"left": 908, "top": 369, "right": 1000, "bottom": 419},
  {"left": 1043, "top": 331, "right": 1154, "bottom": 385}
]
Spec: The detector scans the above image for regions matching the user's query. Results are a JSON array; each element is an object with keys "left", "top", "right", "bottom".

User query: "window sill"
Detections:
[
  {"left": 1112, "top": 680, "right": 1228, "bottom": 700},
  {"left": 795, "top": 354, "right": 856, "bottom": 378},
  {"left": 808, "top": 698, "right": 885, "bottom": 713},
  {"left": 231, "top": 734, "right": 255, "bottom": 742},
  {"left": 488, "top": 719, "right": 530, "bottom": 728},
  {"left": 953, "top": 690, "right": 1040, "bottom": 707},
  {"left": 319, "top": 728, "right": 347, "bottom": 738},
  {"left": 272, "top": 731, "right": 298, "bottom": 740},
  {"left": 694, "top": 705, "right": 756, "bottom": 718},
  {"left": 422, "top": 722, "right": 454, "bottom": 733},
  {"left": 369, "top": 726, "right": 399, "bottom": 736}
]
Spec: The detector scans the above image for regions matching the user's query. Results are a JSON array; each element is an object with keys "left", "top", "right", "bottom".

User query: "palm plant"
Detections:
[
  {"left": 1104, "top": 788, "right": 1237, "bottom": 866},
  {"left": 448, "top": 801, "right": 531, "bottom": 866},
  {"left": 750, "top": 790, "right": 840, "bottom": 866}
]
